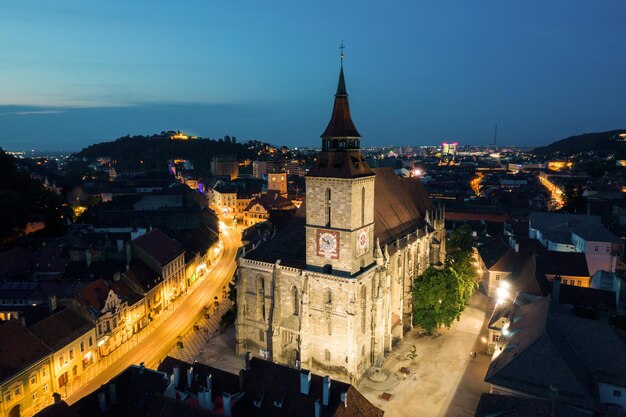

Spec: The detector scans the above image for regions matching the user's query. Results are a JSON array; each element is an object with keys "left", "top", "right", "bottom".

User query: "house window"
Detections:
[
  {"left": 14, "top": 386, "right": 21, "bottom": 396},
  {"left": 325, "top": 349, "right": 331, "bottom": 362},
  {"left": 614, "top": 389, "right": 622, "bottom": 397},
  {"left": 89, "top": 336, "right": 93, "bottom": 347},
  {"left": 80, "top": 341, "right": 85, "bottom": 353},
  {"left": 32, "top": 391, "right": 38, "bottom": 401},
  {"left": 41, "top": 368, "right": 47, "bottom": 378},
  {"left": 43, "top": 384, "right": 48, "bottom": 393},
  {"left": 595, "top": 246, "right": 599, "bottom": 252},
  {"left": 606, "top": 247, "right": 610, "bottom": 252},
  {"left": 492, "top": 334, "right": 500, "bottom": 342},
  {"left": 259, "top": 329, "right": 265, "bottom": 342},
  {"left": 69, "top": 349, "right": 74, "bottom": 360},
  {"left": 495, "top": 274, "right": 501, "bottom": 281},
  {"left": 59, "top": 356, "right": 64, "bottom": 367},
  {"left": 30, "top": 375, "right": 37, "bottom": 386},
  {"left": 577, "top": 280, "right": 582, "bottom": 286},
  {"left": 4, "top": 392, "right": 11, "bottom": 403}
]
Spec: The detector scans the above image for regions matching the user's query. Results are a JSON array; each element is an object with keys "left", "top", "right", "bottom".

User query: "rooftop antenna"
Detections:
[
  {"left": 493, "top": 123, "right": 498, "bottom": 148},
  {"left": 339, "top": 40, "right": 345, "bottom": 68}
]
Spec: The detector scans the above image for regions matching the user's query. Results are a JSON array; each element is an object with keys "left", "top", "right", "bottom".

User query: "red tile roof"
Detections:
[
  {"left": 30, "top": 308, "right": 94, "bottom": 351},
  {"left": 133, "top": 229, "right": 184, "bottom": 266},
  {"left": 0, "top": 320, "right": 52, "bottom": 381}
]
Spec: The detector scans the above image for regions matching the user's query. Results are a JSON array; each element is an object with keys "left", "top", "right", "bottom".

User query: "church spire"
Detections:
[{"left": 320, "top": 42, "right": 361, "bottom": 149}]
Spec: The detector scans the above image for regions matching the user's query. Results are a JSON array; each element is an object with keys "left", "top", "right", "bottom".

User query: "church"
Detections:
[{"left": 235, "top": 62, "right": 446, "bottom": 383}]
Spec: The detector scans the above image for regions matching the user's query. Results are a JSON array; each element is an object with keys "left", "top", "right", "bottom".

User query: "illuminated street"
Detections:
[
  {"left": 64, "top": 224, "right": 241, "bottom": 405},
  {"left": 538, "top": 174, "right": 564, "bottom": 210}
]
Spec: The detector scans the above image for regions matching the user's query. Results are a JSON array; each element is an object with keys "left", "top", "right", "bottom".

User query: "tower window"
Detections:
[
  {"left": 361, "top": 187, "right": 365, "bottom": 226},
  {"left": 325, "top": 188, "right": 332, "bottom": 227},
  {"left": 291, "top": 286, "right": 299, "bottom": 316}
]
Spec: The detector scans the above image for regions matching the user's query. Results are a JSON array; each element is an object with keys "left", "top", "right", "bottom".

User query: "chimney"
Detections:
[
  {"left": 315, "top": 399, "right": 321, "bottom": 417},
  {"left": 173, "top": 366, "right": 180, "bottom": 387},
  {"left": 139, "top": 362, "right": 145, "bottom": 374},
  {"left": 322, "top": 375, "right": 331, "bottom": 406},
  {"left": 207, "top": 374, "right": 213, "bottom": 390},
  {"left": 300, "top": 371, "right": 312, "bottom": 395},
  {"left": 109, "top": 384, "right": 117, "bottom": 404},
  {"left": 223, "top": 393, "right": 232, "bottom": 417},
  {"left": 52, "top": 393, "right": 62, "bottom": 404},
  {"left": 552, "top": 276, "right": 562, "bottom": 302},
  {"left": 187, "top": 367, "right": 193, "bottom": 389},
  {"left": 239, "top": 369, "right": 246, "bottom": 391},
  {"left": 98, "top": 391, "right": 106, "bottom": 412},
  {"left": 48, "top": 295, "right": 57, "bottom": 314},
  {"left": 514, "top": 242, "right": 519, "bottom": 253},
  {"left": 341, "top": 392, "right": 347, "bottom": 408},
  {"left": 244, "top": 351, "right": 251, "bottom": 371},
  {"left": 549, "top": 383, "right": 559, "bottom": 399},
  {"left": 125, "top": 242, "right": 132, "bottom": 264},
  {"left": 114, "top": 271, "right": 121, "bottom": 282}
]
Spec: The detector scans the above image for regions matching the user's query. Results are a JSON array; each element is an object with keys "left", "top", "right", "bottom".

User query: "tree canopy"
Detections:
[{"left": 412, "top": 224, "right": 477, "bottom": 333}]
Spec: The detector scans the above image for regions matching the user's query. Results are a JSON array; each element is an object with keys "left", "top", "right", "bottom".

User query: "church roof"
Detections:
[
  {"left": 372, "top": 167, "right": 432, "bottom": 246},
  {"left": 321, "top": 67, "right": 360, "bottom": 139},
  {"left": 307, "top": 150, "right": 374, "bottom": 179},
  {"left": 245, "top": 167, "right": 433, "bottom": 268}
]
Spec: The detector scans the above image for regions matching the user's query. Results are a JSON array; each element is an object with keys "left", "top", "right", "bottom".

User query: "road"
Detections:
[{"left": 66, "top": 225, "right": 241, "bottom": 404}]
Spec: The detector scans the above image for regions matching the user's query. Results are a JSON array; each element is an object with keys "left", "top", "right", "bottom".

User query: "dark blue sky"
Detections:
[{"left": 1, "top": 0, "right": 625, "bottom": 151}]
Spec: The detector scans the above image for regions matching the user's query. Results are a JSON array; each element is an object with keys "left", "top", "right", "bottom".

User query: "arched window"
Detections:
[
  {"left": 291, "top": 286, "right": 299, "bottom": 316},
  {"left": 325, "top": 188, "right": 332, "bottom": 227},
  {"left": 360, "top": 286, "right": 367, "bottom": 334},
  {"left": 324, "top": 289, "right": 332, "bottom": 306},
  {"left": 257, "top": 276, "right": 266, "bottom": 321},
  {"left": 324, "top": 288, "right": 332, "bottom": 335},
  {"left": 361, "top": 187, "right": 366, "bottom": 226}
]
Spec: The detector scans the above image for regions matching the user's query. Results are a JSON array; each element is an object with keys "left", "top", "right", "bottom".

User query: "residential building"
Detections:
[
  {"left": 211, "top": 155, "right": 238, "bottom": 180},
  {"left": 487, "top": 296, "right": 626, "bottom": 415},
  {"left": 0, "top": 321, "right": 54, "bottom": 417},
  {"left": 29, "top": 309, "right": 96, "bottom": 399},
  {"left": 132, "top": 229, "right": 186, "bottom": 308}
]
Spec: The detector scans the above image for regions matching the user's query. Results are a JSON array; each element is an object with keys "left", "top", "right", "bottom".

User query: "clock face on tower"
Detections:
[
  {"left": 316, "top": 229, "right": 340, "bottom": 259},
  {"left": 356, "top": 229, "right": 369, "bottom": 257}
]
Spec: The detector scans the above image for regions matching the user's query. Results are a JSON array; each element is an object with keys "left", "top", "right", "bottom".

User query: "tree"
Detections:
[
  {"left": 412, "top": 224, "right": 478, "bottom": 333},
  {"left": 412, "top": 266, "right": 475, "bottom": 333}
]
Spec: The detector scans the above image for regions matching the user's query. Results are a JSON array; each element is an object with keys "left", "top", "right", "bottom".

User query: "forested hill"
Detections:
[
  {"left": 76, "top": 133, "right": 265, "bottom": 173},
  {"left": 533, "top": 130, "right": 626, "bottom": 158}
]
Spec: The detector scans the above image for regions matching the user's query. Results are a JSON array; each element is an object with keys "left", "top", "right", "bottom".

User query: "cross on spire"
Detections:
[{"left": 339, "top": 40, "right": 345, "bottom": 67}]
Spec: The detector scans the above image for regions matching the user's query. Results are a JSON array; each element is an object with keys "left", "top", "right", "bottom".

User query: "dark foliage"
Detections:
[{"left": 533, "top": 130, "right": 626, "bottom": 159}]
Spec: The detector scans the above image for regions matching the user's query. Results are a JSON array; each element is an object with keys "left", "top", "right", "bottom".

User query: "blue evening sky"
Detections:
[{"left": 1, "top": 0, "right": 625, "bottom": 151}]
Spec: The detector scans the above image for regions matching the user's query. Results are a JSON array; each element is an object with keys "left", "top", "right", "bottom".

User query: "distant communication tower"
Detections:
[{"left": 492, "top": 123, "right": 498, "bottom": 148}]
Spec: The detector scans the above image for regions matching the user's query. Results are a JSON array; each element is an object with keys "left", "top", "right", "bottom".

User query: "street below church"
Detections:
[
  {"left": 359, "top": 291, "right": 492, "bottom": 417},
  {"left": 63, "top": 224, "right": 241, "bottom": 406}
]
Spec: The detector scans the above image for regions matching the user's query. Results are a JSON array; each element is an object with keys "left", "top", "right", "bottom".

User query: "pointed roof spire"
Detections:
[{"left": 320, "top": 42, "right": 361, "bottom": 143}]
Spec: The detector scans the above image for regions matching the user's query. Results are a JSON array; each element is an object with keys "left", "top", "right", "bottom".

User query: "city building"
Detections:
[
  {"left": 267, "top": 171, "right": 288, "bottom": 196},
  {"left": 211, "top": 156, "right": 239, "bottom": 180},
  {"left": 0, "top": 321, "right": 54, "bottom": 417},
  {"left": 29, "top": 309, "right": 96, "bottom": 399},
  {"left": 131, "top": 229, "right": 186, "bottom": 308},
  {"left": 235, "top": 65, "right": 445, "bottom": 383}
]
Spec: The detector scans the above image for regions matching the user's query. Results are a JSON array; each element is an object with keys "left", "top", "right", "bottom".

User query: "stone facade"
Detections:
[{"left": 235, "top": 65, "right": 446, "bottom": 383}]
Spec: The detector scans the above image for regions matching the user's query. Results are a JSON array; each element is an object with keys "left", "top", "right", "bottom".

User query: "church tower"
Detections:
[{"left": 305, "top": 63, "right": 376, "bottom": 276}]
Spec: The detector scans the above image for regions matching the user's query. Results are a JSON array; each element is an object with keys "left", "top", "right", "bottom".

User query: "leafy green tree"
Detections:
[{"left": 412, "top": 224, "right": 477, "bottom": 333}]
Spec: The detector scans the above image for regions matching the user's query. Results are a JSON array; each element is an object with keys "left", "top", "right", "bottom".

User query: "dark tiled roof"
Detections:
[
  {"left": 308, "top": 150, "right": 374, "bottom": 179},
  {"left": 536, "top": 251, "right": 590, "bottom": 277},
  {"left": 474, "top": 393, "right": 554, "bottom": 417},
  {"left": 372, "top": 167, "right": 431, "bottom": 246},
  {"left": 123, "top": 258, "right": 161, "bottom": 293},
  {"left": 133, "top": 229, "right": 184, "bottom": 266},
  {"left": 486, "top": 297, "right": 626, "bottom": 412},
  {"left": 557, "top": 284, "right": 616, "bottom": 312},
  {"left": 34, "top": 402, "right": 81, "bottom": 417},
  {"left": 478, "top": 237, "right": 510, "bottom": 270},
  {"left": 244, "top": 191, "right": 295, "bottom": 212},
  {"left": 236, "top": 357, "right": 383, "bottom": 417},
  {"left": 29, "top": 308, "right": 94, "bottom": 351},
  {"left": 0, "top": 320, "right": 52, "bottom": 382},
  {"left": 71, "top": 364, "right": 170, "bottom": 417}
]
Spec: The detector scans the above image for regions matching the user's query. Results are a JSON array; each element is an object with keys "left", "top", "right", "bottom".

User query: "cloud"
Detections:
[{"left": 0, "top": 109, "right": 64, "bottom": 116}]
